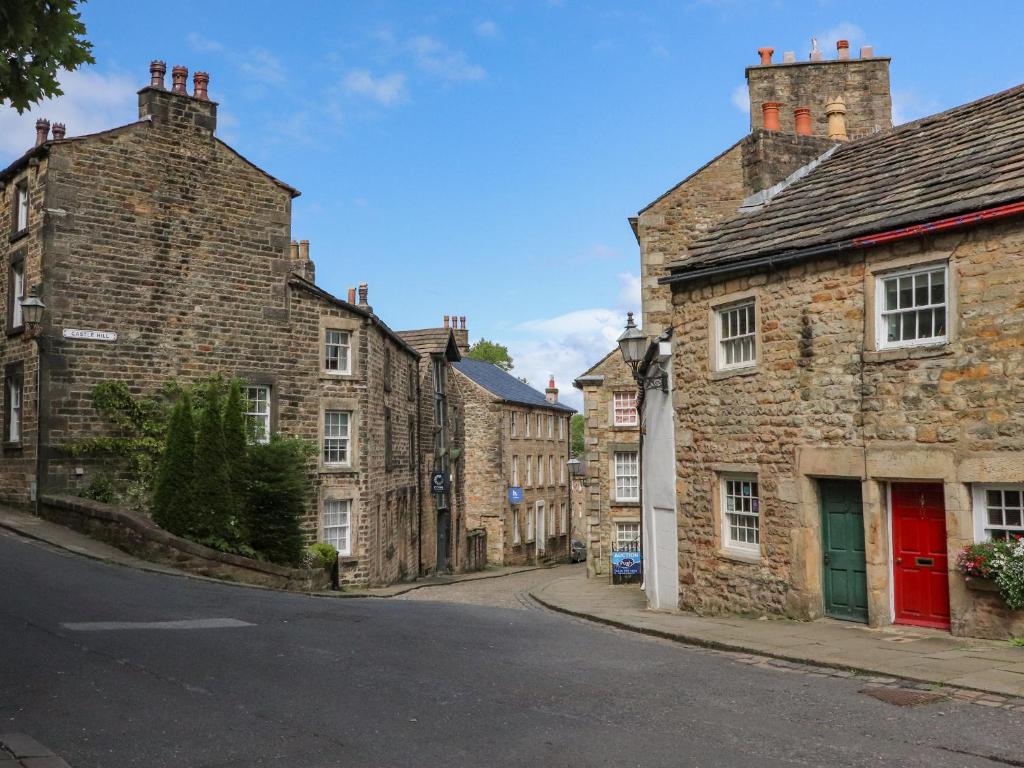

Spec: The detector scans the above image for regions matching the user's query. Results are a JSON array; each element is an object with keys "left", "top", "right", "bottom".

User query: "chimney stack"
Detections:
[
  {"left": 809, "top": 37, "right": 822, "bottom": 62},
  {"left": 826, "top": 97, "right": 848, "bottom": 141},
  {"left": 358, "top": 282, "right": 368, "bottom": 307},
  {"left": 545, "top": 377, "right": 559, "bottom": 404},
  {"left": 794, "top": 107, "right": 812, "bottom": 136},
  {"left": 782, "top": 51, "right": 795, "bottom": 64},
  {"left": 860, "top": 45, "right": 874, "bottom": 59},
  {"left": 193, "top": 71, "right": 210, "bottom": 100},
  {"left": 299, "top": 240, "right": 309, "bottom": 263},
  {"left": 443, "top": 315, "right": 450, "bottom": 329},
  {"left": 51, "top": 123, "right": 66, "bottom": 140},
  {"left": 761, "top": 102, "right": 781, "bottom": 131},
  {"left": 34, "top": 119, "right": 50, "bottom": 147},
  {"left": 836, "top": 39, "right": 850, "bottom": 61},
  {"left": 290, "top": 240, "right": 299, "bottom": 260},
  {"left": 459, "top": 315, "right": 466, "bottom": 330},
  {"left": 149, "top": 60, "right": 167, "bottom": 89},
  {"left": 757, "top": 47, "right": 774, "bottom": 66},
  {"left": 171, "top": 65, "right": 188, "bottom": 94},
  {"left": 347, "top": 287, "right": 356, "bottom": 304}
]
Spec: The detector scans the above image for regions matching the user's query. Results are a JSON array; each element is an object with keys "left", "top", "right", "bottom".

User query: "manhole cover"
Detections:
[{"left": 861, "top": 687, "right": 948, "bottom": 707}]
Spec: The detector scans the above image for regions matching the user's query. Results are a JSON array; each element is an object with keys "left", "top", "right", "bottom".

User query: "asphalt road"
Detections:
[{"left": 2, "top": 530, "right": 1023, "bottom": 768}]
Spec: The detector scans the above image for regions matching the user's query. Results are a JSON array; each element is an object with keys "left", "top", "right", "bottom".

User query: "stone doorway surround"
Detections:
[{"left": 787, "top": 445, "right": 1024, "bottom": 637}]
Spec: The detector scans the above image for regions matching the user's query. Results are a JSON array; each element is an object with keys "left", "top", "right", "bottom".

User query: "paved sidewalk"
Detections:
[
  {"left": 531, "top": 572, "right": 1024, "bottom": 697},
  {"left": 0, "top": 504, "right": 542, "bottom": 598}
]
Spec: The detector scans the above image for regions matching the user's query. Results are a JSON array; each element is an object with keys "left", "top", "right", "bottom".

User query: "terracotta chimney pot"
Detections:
[
  {"left": 860, "top": 45, "right": 874, "bottom": 59},
  {"left": 459, "top": 315, "right": 466, "bottom": 330},
  {"left": 171, "top": 65, "right": 188, "bottom": 94},
  {"left": 794, "top": 107, "right": 812, "bottom": 136},
  {"left": 290, "top": 241, "right": 299, "bottom": 260},
  {"left": 347, "top": 287, "right": 356, "bottom": 304},
  {"left": 193, "top": 71, "right": 210, "bottom": 100},
  {"left": 826, "top": 96, "right": 848, "bottom": 141},
  {"left": 757, "top": 47, "right": 774, "bottom": 65},
  {"left": 837, "top": 39, "right": 850, "bottom": 60},
  {"left": 782, "top": 51, "right": 796, "bottom": 64},
  {"left": 358, "top": 282, "right": 368, "bottom": 306},
  {"left": 549, "top": 376, "right": 555, "bottom": 388},
  {"left": 34, "top": 118, "right": 50, "bottom": 147},
  {"left": 443, "top": 315, "right": 450, "bottom": 329},
  {"left": 761, "top": 102, "right": 781, "bottom": 131},
  {"left": 51, "top": 122, "right": 66, "bottom": 141},
  {"left": 149, "top": 60, "right": 167, "bottom": 89}
]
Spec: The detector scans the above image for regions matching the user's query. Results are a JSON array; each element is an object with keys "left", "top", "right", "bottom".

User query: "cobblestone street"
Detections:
[{"left": 395, "top": 563, "right": 581, "bottom": 610}]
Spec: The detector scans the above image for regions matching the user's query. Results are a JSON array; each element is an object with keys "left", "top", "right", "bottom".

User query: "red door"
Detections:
[{"left": 892, "top": 483, "right": 950, "bottom": 629}]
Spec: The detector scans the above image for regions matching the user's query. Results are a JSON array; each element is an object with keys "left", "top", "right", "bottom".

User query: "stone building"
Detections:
[
  {"left": 397, "top": 317, "right": 469, "bottom": 574},
  {"left": 573, "top": 350, "right": 641, "bottom": 578},
  {"left": 659, "top": 74, "right": 1024, "bottom": 638},
  {"left": 0, "top": 62, "right": 419, "bottom": 587},
  {"left": 454, "top": 360, "right": 574, "bottom": 566}
]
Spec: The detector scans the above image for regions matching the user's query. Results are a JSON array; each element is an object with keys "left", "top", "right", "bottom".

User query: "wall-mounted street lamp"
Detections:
[
  {"left": 21, "top": 291, "right": 45, "bottom": 328},
  {"left": 616, "top": 311, "right": 667, "bottom": 393}
]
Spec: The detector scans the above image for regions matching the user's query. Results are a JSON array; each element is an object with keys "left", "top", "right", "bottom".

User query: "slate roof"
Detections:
[
  {"left": 397, "top": 328, "right": 462, "bottom": 360},
  {"left": 453, "top": 358, "right": 575, "bottom": 413},
  {"left": 669, "top": 83, "right": 1024, "bottom": 276}
]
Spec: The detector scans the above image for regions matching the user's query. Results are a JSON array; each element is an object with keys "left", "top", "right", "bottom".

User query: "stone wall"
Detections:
[
  {"left": 667, "top": 219, "right": 1024, "bottom": 637},
  {"left": 456, "top": 372, "right": 504, "bottom": 562},
  {"left": 746, "top": 55, "right": 892, "bottom": 138},
  {"left": 39, "top": 494, "right": 330, "bottom": 591},
  {"left": 577, "top": 351, "right": 640, "bottom": 578}
]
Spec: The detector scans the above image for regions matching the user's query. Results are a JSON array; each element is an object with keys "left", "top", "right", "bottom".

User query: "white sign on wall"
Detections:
[{"left": 62, "top": 328, "right": 118, "bottom": 342}]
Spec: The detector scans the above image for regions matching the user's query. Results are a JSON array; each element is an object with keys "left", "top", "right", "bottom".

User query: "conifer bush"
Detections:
[
  {"left": 192, "top": 381, "right": 237, "bottom": 542},
  {"left": 151, "top": 393, "right": 197, "bottom": 536},
  {"left": 244, "top": 436, "right": 314, "bottom": 567}
]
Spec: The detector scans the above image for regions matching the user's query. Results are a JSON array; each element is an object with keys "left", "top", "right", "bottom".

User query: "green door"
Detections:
[{"left": 820, "top": 480, "right": 868, "bottom": 623}]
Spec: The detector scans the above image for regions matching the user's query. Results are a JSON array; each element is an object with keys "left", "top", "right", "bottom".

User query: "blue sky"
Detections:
[{"left": 3, "top": 0, "right": 1023, "bottom": 408}]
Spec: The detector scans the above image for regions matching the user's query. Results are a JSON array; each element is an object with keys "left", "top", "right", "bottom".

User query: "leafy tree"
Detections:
[
  {"left": 151, "top": 393, "right": 197, "bottom": 536},
  {"left": 571, "top": 413, "right": 585, "bottom": 458},
  {"left": 467, "top": 338, "right": 513, "bottom": 372},
  {"left": 245, "top": 437, "right": 314, "bottom": 566},
  {"left": 1, "top": 0, "right": 95, "bottom": 114},
  {"left": 192, "top": 382, "right": 235, "bottom": 541}
]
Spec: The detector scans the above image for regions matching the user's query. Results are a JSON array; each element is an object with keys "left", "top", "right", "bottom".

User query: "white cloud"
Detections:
[
  {"left": 343, "top": 69, "right": 407, "bottom": 106},
  {"left": 410, "top": 35, "right": 486, "bottom": 82},
  {"left": 475, "top": 20, "right": 499, "bottom": 38},
  {"left": 730, "top": 83, "right": 749, "bottom": 114},
  {"left": 187, "top": 32, "right": 224, "bottom": 53},
  {"left": 0, "top": 68, "right": 137, "bottom": 160},
  {"left": 238, "top": 48, "right": 286, "bottom": 85},
  {"left": 891, "top": 89, "right": 941, "bottom": 126},
  {"left": 505, "top": 272, "right": 641, "bottom": 411},
  {"left": 812, "top": 21, "right": 865, "bottom": 55}
]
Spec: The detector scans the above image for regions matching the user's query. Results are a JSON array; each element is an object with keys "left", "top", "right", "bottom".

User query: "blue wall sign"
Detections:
[{"left": 508, "top": 486, "right": 524, "bottom": 504}]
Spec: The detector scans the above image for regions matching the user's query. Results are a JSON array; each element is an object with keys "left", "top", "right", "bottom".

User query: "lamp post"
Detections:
[{"left": 22, "top": 290, "right": 45, "bottom": 513}]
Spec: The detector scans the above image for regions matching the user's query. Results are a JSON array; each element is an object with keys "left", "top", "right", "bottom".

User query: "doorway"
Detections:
[
  {"left": 891, "top": 483, "right": 950, "bottom": 629},
  {"left": 819, "top": 480, "right": 868, "bottom": 623},
  {"left": 436, "top": 510, "right": 451, "bottom": 573}
]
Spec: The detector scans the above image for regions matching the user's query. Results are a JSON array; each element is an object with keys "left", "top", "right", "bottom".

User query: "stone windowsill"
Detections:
[
  {"left": 718, "top": 547, "right": 762, "bottom": 564},
  {"left": 709, "top": 365, "right": 758, "bottom": 382},
  {"left": 338, "top": 556, "right": 360, "bottom": 567},
  {"left": 2, "top": 441, "right": 22, "bottom": 453},
  {"left": 9, "top": 229, "right": 28, "bottom": 244},
  {"left": 862, "top": 344, "right": 952, "bottom": 364},
  {"left": 319, "top": 372, "right": 358, "bottom": 382},
  {"left": 5, "top": 325, "right": 24, "bottom": 338},
  {"left": 319, "top": 465, "right": 358, "bottom": 476},
  {"left": 612, "top": 500, "right": 640, "bottom": 508}
]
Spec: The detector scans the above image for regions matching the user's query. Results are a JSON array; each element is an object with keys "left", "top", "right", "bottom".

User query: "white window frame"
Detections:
[
  {"left": 721, "top": 474, "right": 760, "bottom": 554},
  {"left": 875, "top": 264, "right": 949, "bottom": 350},
  {"left": 538, "top": 454, "right": 545, "bottom": 486},
  {"left": 513, "top": 509, "right": 521, "bottom": 545},
  {"left": 612, "top": 391, "right": 638, "bottom": 427},
  {"left": 511, "top": 455, "right": 519, "bottom": 486},
  {"left": 561, "top": 501, "right": 568, "bottom": 533},
  {"left": 526, "top": 504, "right": 535, "bottom": 541},
  {"left": 536, "top": 501, "right": 546, "bottom": 552},
  {"left": 558, "top": 416, "right": 564, "bottom": 440},
  {"left": 613, "top": 451, "right": 639, "bottom": 502},
  {"left": 15, "top": 182, "right": 28, "bottom": 233},
  {"left": 510, "top": 411, "right": 518, "bottom": 437},
  {"left": 525, "top": 412, "right": 531, "bottom": 437},
  {"left": 7, "top": 377, "right": 22, "bottom": 443},
  {"left": 547, "top": 414, "right": 553, "bottom": 438},
  {"left": 322, "top": 498, "right": 352, "bottom": 556},
  {"left": 323, "top": 409, "right": 352, "bottom": 466},
  {"left": 547, "top": 455, "right": 554, "bottom": 487},
  {"left": 525, "top": 455, "right": 532, "bottom": 487},
  {"left": 245, "top": 385, "right": 271, "bottom": 444},
  {"left": 559, "top": 457, "right": 565, "bottom": 485},
  {"left": 548, "top": 500, "right": 556, "bottom": 536},
  {"left": 324, "top": 329, "right": 352, "bottom": 374},
  {"left": 11, "top": 262, "right": 24, "bottom": 329},
  {"left": 614, "top": 521, "right": 640, "bottom": 551},
  {"left": 715, "top": 301, "right": 757, "bottom": 371},
  {"left": 972, "top": 485, "right": 1024, "bottom": 542}
]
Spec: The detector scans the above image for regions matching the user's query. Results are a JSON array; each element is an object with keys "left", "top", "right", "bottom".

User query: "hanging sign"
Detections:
[
  {"left": 430, "top": 471, "right": 449, "bottom": 495},
  {"left": 508, "top": 486, "right": 524, "bottom": 504},
  {"left": 63, "top": 328, "right": 118, "bottom": 342}
]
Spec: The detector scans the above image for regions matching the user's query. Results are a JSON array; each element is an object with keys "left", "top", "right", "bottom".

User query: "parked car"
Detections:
[{"left": 570, "top": 539, "right": 587, "bottom": 563}]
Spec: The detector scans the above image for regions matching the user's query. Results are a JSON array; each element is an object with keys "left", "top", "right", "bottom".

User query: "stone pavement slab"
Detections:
[
  {"left": 531, "top": 571, "right": 1024, "bottom": 698},
  {"left": 316, "top": 564, "right": 544, "bottom": 598}
]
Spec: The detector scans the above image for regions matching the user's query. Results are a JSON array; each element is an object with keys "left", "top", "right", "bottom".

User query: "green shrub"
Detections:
[
  {"left": 152, "top": 393, "right": 197, "bottom": 536},
  {"left": 305, "top": 542, "right": 338, "bottom": 569},
  {"left": 79, "top": 473, "right": 116, "bottom": 504},
  {"left": 245, "top": 436, "right": 314, "bottom": 566},
  {"left": 223, "top": 380, "right": 249, "bottom": 532},
  {"left": 192, "top": 382, "right": 237, "bottom": 541}
]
